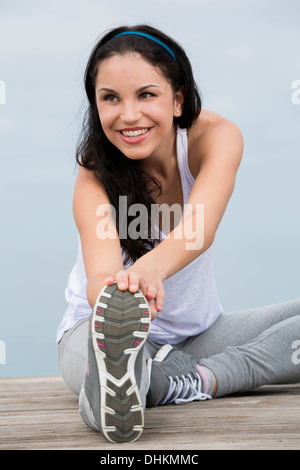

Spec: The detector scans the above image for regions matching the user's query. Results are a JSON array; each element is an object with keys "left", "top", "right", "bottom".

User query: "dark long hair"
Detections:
[{"left": 76, "top": 25, "right": 201, "bottom": 264}]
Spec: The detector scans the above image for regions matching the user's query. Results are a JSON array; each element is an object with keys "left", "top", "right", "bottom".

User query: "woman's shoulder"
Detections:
[
  {"left": 187, "top": 109, "right": 243, "bottom": 149},
  {"left": 187, "top": 109, "right": 243, "bottom": 177}
]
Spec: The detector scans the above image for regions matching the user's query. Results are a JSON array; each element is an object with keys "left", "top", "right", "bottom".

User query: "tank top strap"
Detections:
[{"left": 176, "top": 127, "right": 195, "bottom": 205}]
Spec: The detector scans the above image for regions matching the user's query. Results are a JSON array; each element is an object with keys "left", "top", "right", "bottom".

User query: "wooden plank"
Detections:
[{"left": 0, "top": 377, "right": 300, "bottom": 450}]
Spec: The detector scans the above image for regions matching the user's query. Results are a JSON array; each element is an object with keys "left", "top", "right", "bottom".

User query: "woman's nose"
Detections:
[{"left": 120, "top": 101, "right": 142, "bottom": 124}]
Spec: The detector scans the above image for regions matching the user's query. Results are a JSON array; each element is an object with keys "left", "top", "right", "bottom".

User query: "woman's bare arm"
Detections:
[{"left": 73, "top": 165, "right": 124, "bottom": 307}]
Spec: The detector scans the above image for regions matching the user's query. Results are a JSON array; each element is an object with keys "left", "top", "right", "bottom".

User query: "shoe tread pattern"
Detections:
[{"left": 94, "top": 283, "right": 150, "bottom": 443}]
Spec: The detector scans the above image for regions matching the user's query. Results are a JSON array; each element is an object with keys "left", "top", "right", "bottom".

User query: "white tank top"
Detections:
[{"left": 57, "top": 128, "right": 223, "bottom": 343}]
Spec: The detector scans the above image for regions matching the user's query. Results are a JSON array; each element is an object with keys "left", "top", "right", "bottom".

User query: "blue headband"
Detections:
[{"left": 113, "top": 31, "right": 177, "bottom": 63}]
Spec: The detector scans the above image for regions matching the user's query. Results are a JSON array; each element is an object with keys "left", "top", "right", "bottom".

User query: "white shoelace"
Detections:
[{"left": 160, "top": 372, "right": 212, "bottom": 405}]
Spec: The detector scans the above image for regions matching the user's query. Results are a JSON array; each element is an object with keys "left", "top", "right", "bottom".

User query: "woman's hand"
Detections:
[{"left": 104, "top": 261, "right": 164, "bottom": 321}]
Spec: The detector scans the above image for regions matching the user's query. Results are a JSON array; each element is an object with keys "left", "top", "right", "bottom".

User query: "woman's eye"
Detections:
[
  {"left": 104, "top": 94, "right": 118, "bottom": 102},
  {"left": 139, "top": 92, "right": 154, "bottom": 100}
]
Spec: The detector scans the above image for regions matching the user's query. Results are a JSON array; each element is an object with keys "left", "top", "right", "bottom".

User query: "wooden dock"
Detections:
[{"left": 0, "top": 376, "right": 300, "bottom": 450}]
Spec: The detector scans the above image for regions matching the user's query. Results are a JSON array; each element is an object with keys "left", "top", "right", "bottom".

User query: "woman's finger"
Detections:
[
  {"left": 155, "top": 285, "right": 165, "bottom": 312},
  {"left": 148, "top": 299, "right": 157, "bottom": 321},
  {"left": 127, "top": 271, "right": 141, "bottom": 293},
  {"left": 104, "top": 275, "right": 115, "bottom": 285},
  {"left": 145, "top": 284, "right": 157, "bottom": 302},
  {"left": 115, "top": 269, "right": 129, "bottom": 290}
]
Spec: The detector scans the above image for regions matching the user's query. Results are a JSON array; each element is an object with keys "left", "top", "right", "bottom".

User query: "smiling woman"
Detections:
[
  {"left": 95, "top": 54, "right": 183, "bottom": 156},
  {"left": 57, "top": 24, "right": 300, "bottom": 445},
  {"left": 77, "top": 26, "right": 201, "bottom": 265}
]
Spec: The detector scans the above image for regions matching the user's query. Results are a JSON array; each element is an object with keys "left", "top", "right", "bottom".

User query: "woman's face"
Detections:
[{"left": 95, "top": 53, "right": 183, "bottom": 162}]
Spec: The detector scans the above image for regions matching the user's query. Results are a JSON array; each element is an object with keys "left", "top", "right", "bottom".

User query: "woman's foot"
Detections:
[
  {"left": 146, "top": 345, "right": 214, "bottom": 407},
  {"left": 79, "top": 283, "right": 150, "bottom": 443}
]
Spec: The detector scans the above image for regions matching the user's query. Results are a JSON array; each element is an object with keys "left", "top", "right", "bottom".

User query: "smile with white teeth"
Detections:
[{"left": 121, "top": 128, "right": 150, "bottom": 137}]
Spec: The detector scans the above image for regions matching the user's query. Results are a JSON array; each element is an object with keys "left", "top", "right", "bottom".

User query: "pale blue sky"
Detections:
[{"left": 1, "top": 0, "right": 299, "bottom": 377}]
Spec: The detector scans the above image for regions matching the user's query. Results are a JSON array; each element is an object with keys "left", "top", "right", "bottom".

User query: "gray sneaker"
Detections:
[
  {"left": 79, "top": 282, "right": 150, "bottom": 443},
  {"left": 146, "top": 344, "right": 212, "bottom": 407}
]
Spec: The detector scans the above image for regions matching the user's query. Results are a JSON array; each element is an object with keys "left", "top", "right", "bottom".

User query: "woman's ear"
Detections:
[{"left": 173, "top": 86, "right": 185, "bottom": 117}]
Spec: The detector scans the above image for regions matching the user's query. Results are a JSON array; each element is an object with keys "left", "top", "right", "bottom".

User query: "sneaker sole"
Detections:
[{"left": 91, "top": 283, "right": 150, "bottom": 443}]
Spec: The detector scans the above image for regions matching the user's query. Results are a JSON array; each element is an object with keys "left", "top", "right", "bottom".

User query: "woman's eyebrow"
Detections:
[
  {"left": 97, "top": 87, "right": 118, "bottom": 94},
  {"left": 136, "top": 84, "right": 159, "bottom": 93},
  {"left": 97, "top": 84, "right": 159, "bottom": 94}
]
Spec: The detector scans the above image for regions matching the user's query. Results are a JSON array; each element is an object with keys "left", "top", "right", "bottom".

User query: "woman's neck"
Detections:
[{"left": 138, "top": 125, "right": 177, "bottom": 182}]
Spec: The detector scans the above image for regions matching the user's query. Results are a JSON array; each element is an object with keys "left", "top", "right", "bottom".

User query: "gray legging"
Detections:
[{"left": 58, "top": 297, "right": 300, "bottom": 404}]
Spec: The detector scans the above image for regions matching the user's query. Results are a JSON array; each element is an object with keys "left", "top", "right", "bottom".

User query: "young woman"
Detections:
[{"left": 57, "top": 25, "right": 300, "bottom": 444}]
